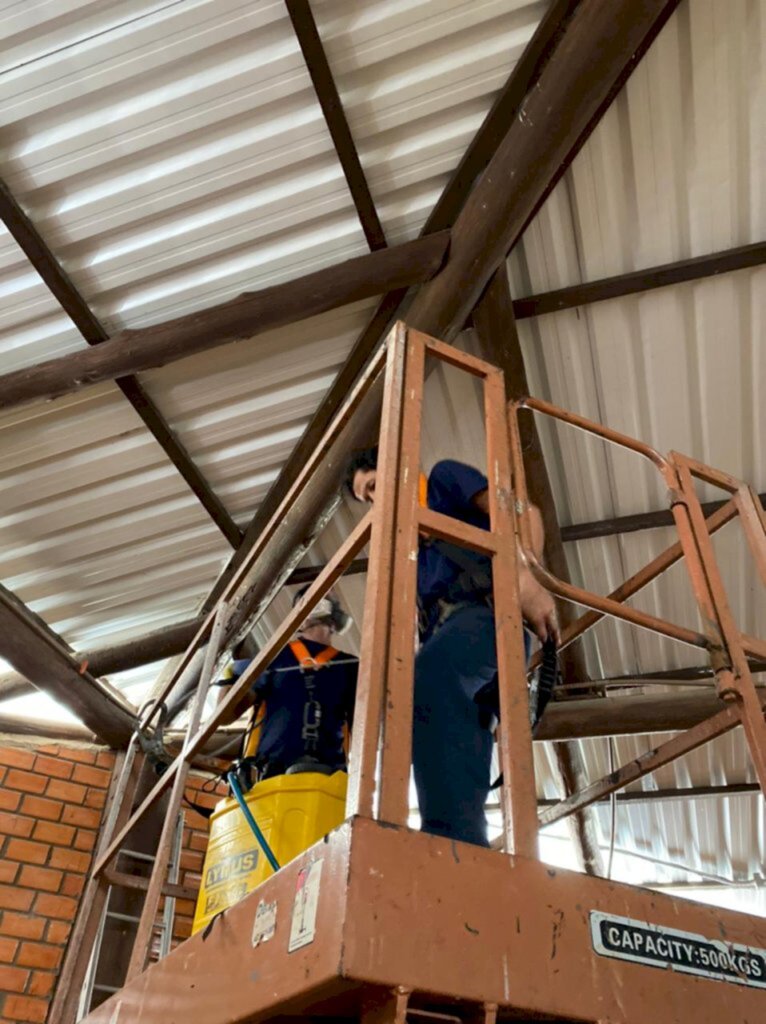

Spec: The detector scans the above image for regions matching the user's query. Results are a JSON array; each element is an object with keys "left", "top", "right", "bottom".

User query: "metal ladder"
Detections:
[
  {"left": 76, "top": 818, "right": 185, "bottom": 1018},
  {"left": 49, "top": 600, "right": 230, "bottom": 1024}
]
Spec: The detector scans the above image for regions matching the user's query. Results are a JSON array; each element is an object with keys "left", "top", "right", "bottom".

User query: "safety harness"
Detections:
[
  {"left": 236, "top": 639, "right": 342, "bottom": 789},
  {"left": 288, "top": 639, "right": 339, "bottom": 759}
]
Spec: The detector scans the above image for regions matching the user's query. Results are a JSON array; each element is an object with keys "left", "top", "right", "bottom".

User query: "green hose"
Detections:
[{"left": 227, "top": 771, "right": 281, "bottom": 873}]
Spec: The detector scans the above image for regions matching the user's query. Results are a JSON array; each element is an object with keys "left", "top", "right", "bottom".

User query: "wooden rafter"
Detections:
[
  {"left": 513, "top": 240, "right": 766, "bottom": 319},
  {"left": 0, "top": 583, "right": 136, "bottom": 746},
  {"left": 404, "top": 0, "right": 683, "bottom": 341},
  {"left": 0, "top": 231, "right": 449, "bottom": 410},
  {"left": 422, "top": 0, "right": 582, "bottom": 234},
  {"left": 0, "top": 614, "right": 207, "bottom": 703},
  {"left": 286, "top": 0, "right": 386, "bottom": 251},
  {"left": 0, "top": 180, "right": 242, "bottom": 548},
  {"left": 0, "top": 557, "right": 373, "bottom": 705}
]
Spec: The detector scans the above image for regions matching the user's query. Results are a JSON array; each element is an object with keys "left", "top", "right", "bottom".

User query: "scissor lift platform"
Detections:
[
  {"left": 61, "top": 326, "right": 766, "bottom": 1024},
  {"left": 80, "top": 817, "right": 766, "bottom": 1024}
]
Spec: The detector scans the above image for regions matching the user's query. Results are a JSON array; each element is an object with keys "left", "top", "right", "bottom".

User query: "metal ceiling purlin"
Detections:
[{"left": 0, "top": 179, "right": 242, "bottom": 548}]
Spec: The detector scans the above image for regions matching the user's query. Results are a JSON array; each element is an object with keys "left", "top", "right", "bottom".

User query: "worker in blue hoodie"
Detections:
[{"left": 346, "top": 449, "right": 558, "bottom": 848}]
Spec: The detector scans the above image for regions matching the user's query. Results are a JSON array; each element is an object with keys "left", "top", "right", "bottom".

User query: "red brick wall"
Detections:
[
  {"left": 0, "top": 741, "right": 225, "bottom": 1021},
  {"left": 0, "top": 742, "right": 114, "bottom": 1024}
]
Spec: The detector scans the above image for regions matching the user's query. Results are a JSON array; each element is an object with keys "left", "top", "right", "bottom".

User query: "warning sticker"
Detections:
[
  {"left": 590, "top": 911, "right": 766, "bottom": 988},
  {"left": 252, "top": 899, "right": 277, "bottom": 947},
  {"left": 288, "top": 860, "right": 323, "bottom": 953}
]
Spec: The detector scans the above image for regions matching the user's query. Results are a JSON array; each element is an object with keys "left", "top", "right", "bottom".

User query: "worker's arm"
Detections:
[
  {"left": 215, "top": 659, "right": 264, "bottom": 726},
  {"left": 472, "top": 489, "right": 559, "bottom": 645}
]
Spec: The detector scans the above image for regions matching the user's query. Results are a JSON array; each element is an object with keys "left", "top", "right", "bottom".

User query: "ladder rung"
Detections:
[
  {"left": 407, "top": 1012, "right": 463, "bottom": 1023},
  {"left": 92, "top": 984, "right": 120, "bottom": 994},
  {"left": 105, "top": 911, "right": 140, "bottom": 924},
  {"left": 104, "top": 868, "right": 197, "bottom": 903},
  {"left": 119, "top": 849, "right": 155, "bottom": 862}
]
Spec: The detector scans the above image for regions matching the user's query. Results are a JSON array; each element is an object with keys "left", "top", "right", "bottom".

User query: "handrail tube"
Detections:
[
  {"left": 93, "top": 513, "right": 372, "bottom": 877},
  {"left": 523, "top": 554, "right": 709, "bottom": 649},
  {"left": 137, "top": 343, "right": 388, "bottom": 732},
  {"left": 516, "top": 396, "right": 672, "bottom": 478}
]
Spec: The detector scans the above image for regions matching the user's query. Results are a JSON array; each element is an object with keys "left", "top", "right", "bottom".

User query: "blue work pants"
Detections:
[{"left": 412, "top": 603, "right": 499, "bottom": 848}]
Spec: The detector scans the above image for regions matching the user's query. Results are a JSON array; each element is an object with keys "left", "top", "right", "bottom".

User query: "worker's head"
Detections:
[
  {"left": 345, "top": 446, "right": 378, "bottom": 504},
  {"left": 292, "top": 585, "right": 352, "bottom": 644}
]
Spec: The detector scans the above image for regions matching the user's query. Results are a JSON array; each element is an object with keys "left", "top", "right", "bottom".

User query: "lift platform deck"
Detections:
[{"left": 80, "top": 817, "right": 766, "bottom": 1023}]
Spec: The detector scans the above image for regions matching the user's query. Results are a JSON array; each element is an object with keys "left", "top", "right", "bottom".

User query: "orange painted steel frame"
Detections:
[
  {"left": 507, "top": 396, "right": 766, "bottom": 826},
  {"left": 78, "top": 324, "right": 766, "bottom": 1024}
]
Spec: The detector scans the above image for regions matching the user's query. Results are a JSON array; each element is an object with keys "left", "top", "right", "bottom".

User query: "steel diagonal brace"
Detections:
[{"left": 539, "top": 702, "right": 743, "bottom": 826}]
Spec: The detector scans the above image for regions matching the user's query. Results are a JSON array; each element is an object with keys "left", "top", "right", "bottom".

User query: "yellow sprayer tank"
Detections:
[{"left": 192, "top": 770, "right": 347, "bottom": 935}]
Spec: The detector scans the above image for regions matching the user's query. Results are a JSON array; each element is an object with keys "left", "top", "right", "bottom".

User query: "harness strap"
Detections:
[
  {"left": 289, "top": 640, "right": 339, "bottom": 757},
  {"left": 288, "top": 639, "right": 339, "bottom": 668}
]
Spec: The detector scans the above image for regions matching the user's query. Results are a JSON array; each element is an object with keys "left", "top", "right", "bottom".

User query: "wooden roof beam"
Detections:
[
  {"left": 0, "top": 180, "right": 242, "bottom": 548},
  {"left": 0, "top": 614, "right": 207, "bottom": 703},
  {"left": 513, "top": 241, "right": 766, "bottom": 319},
  {"left": 0, "top": 584, "right": 136, "bottom": 747},
  {"left": 0, "top": 558, "right": 373, "bottom": 707},
  {"left": 0, "top": 232, "right": 449, "bottom": 411},
  {"left": 404, "top": 0, "right": 682, "bottom": 340},
  {"left": 1, "top": 687, "right": 755, "bottom": 749},
  {"left": 286, "top": 0, "right": 386, "bottom": 251}
]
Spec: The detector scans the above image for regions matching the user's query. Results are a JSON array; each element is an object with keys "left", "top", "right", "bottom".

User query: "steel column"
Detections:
[
  {"left": 376, "top": 331, "right": 426, "bottom": 825},
  {"left": 483, "top": 368, "right": 538, "bottom": 857},
  {"left": 346, "top": 326, "right": 408, "bottom": 819}
]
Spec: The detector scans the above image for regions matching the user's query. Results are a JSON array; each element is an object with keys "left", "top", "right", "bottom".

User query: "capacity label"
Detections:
[{"left": 590, "top": 912, "right": 766, "bottom": 988}]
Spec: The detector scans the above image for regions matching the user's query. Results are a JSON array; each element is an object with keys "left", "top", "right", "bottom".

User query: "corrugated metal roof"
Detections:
[
  {"left": 0, "top": 0, "right": 541, "bottom": 662},
  {"left": 0, "top": 0, "right": 763, "bottom": 903}
]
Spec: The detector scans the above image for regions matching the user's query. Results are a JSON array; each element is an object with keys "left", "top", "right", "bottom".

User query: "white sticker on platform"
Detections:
[
  {"left": 251, "top": 899, "right": 277, "bottom": 947},
  {"left": 590, "top": 911, "right": 766, "bottom": 988},
  {"left": 288, "top": 860, "right": 323, "bottom": 953}
]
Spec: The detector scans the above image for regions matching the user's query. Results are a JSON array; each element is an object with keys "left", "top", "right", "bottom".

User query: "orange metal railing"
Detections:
[{"left": 62, "top": 322, "right": 766, "bottom": 996}]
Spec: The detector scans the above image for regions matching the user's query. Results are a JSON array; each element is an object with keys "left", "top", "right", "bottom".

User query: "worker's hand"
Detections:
[{"left": 518, "top": 574, "right": 560, "bottom": 646}]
